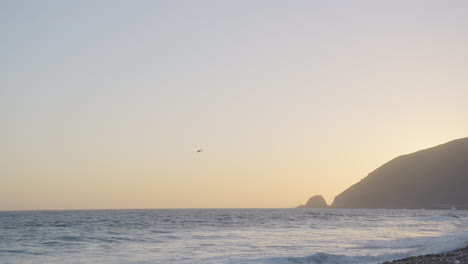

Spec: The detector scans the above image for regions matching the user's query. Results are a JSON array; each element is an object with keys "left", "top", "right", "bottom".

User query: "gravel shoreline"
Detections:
[{"left": 382, "top": 246, "right": 468, "bottom": 264}]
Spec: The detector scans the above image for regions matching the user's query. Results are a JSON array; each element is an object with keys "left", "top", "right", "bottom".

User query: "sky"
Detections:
[{"left": 1, "top": 0, "right": 468, "bottom": 210}]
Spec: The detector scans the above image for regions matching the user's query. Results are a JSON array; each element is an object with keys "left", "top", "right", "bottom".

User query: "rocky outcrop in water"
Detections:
[
  {"left": 297, "top": 195, "right": 328, "bottom": 208},
  {"left": 332, "top": 137, "right": 468, "bottom": 209}
]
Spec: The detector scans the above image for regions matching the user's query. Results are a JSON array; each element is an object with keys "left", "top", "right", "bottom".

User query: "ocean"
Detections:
[{"left": 1, "top": 209, "right": 467, "bottom": 264}]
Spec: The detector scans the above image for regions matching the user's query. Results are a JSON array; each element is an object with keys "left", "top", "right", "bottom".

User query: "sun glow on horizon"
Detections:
[{"left": 2, "top": 1, "right": 468, "bottom": 210}]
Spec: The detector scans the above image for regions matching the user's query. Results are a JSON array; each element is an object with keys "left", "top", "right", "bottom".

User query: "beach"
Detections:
[{"left": 383, "top": 246, "right": 468, "bottom": 264}]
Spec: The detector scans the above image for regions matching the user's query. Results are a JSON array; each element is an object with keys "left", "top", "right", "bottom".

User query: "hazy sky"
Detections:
[{"left": 2, "top": 1, "right": 468, "bottom": 210}]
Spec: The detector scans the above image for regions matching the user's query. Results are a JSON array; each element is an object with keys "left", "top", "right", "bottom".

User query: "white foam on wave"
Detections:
[
  {"left": 242, "top": 230, "right": 468, "bottom": 264},
  {"left": 244, "top": 252, "right": 405, "bottom": 264},
  {"left": 415, "top": 230, "right": 468, "bottom": 255}
]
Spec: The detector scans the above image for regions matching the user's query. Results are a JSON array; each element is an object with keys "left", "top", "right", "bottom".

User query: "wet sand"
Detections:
[{"left": 382, "top": 246, "right": 468, "bottom": 264}]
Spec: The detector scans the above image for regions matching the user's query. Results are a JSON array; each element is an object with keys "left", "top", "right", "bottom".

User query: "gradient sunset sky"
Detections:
[{"left": 2, "top": 1, "right": 468, "bottom": 210}]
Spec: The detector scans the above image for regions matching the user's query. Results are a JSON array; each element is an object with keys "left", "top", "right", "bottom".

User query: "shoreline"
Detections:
[{"left": 382, "top": 246, "right": 468, "bottom": 264}]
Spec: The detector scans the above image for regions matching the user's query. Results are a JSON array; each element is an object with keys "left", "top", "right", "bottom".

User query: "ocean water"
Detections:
[{"left": 1, "top": 209, "right": 467, "bottom": 264}]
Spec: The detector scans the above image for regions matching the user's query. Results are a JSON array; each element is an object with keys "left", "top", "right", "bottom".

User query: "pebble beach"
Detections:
[{"left": 383, "top": 246, "right": 468, "bottom": 264}]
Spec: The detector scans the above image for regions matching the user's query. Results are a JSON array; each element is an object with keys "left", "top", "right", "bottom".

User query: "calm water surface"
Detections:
[{"left": 1, "top": 209, "right": 467, "bottom": 264}]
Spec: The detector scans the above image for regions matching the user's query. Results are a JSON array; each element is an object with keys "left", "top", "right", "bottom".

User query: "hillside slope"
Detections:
[{"left": 332, "top": 138, "right": 468, "bottom": 209}]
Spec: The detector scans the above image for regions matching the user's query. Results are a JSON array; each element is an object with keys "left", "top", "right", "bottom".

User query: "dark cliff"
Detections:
[{"left": 332, "top": 137, "right": 468, "bottom": 209}]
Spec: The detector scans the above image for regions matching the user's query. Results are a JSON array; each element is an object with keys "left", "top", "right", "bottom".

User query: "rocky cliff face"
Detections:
[
  {"left": 332, "top": 137, "right": 468, "bottom": 209},
  {"left": 297, "top": 195, "right": 328, "bottom": 208}
]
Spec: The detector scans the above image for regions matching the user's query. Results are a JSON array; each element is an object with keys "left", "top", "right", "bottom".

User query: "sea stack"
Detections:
[{"left": 297, "top": 195, "right": 328, "bottom": 208}]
